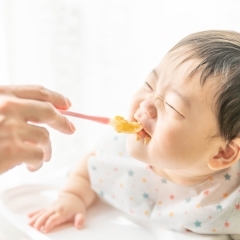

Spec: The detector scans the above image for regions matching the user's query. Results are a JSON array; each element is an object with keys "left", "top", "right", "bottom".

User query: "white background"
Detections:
[{"left": 0, "top": 0, "right": 240, "bottom": 174}]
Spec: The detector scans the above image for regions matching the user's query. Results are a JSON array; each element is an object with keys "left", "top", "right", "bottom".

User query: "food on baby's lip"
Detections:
[
  {"left": 136, "top": 129, "right": 151, "bottom": 145},
  {"left": 111, "top": 116, "right": 143, "bottom": 134},
  {"left": 110, "top": 116, "right": 151, "bottom": 144}
]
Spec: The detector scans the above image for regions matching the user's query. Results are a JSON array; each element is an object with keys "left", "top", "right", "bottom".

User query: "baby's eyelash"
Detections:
[
  {"left": 145, "top": 82, "right": 153, "bottom": 90},
  {"left": 164, "top": 102, "right": 184, "bottom": 117},
  {"left": 164, "top": 102, "right": 174, "bottom": 109}
]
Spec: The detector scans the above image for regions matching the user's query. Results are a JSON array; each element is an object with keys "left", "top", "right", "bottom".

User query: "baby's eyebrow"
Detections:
[
  {"left": 152, "top": 69, "right": 158, "bottom": 79},
  {"left": 152, "top": 69, "right": 191, "bottom": 110}
]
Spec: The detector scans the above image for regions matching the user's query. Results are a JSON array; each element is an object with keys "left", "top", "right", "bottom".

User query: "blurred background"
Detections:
[{"left": 0, "top": 0, "right": 240, "bottom": 173}]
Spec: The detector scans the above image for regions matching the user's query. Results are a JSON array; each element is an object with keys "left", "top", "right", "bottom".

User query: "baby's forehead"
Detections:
[
  {"left": 160, "top": 49, "right": 224, "bottom": 87},
  {"left": 155, "top": 51, "right": 221, "bottom": 108},
  {"left": 156, "top": 51, "right": 202, "bottom": 84}
]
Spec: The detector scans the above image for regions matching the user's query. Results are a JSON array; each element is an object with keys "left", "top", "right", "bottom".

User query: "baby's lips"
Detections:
[
  {"left": 136, "top": 129, "right": 146, "bottom": 138},
  {"left": 135, "top": 126, "right": 151, "bottom": 145}
]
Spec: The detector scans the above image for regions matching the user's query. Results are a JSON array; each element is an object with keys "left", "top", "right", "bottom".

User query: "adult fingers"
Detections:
[
  {"left": 23, "top": 124, "right": 51, "bottom": 171},
  {"left": 20, "top": 123, "right": 52, "bottom": 162},
  {"left": 0, "top": 120, "right": 51, "bottom": 172},
  {"left": 18, "top": 143, "right": 44, "bottom": 169},
  {"left": 26, "top": 161, "right": 43, "bottom": 172},
  {"left": 0, "top": 142, "right": 44, "bottom": 174},
  {"left": 0, "top": 85, "right": 71, "bottom": 110},
  {"left": 7, "top": 98, "right": 75, "bottom": 134}
]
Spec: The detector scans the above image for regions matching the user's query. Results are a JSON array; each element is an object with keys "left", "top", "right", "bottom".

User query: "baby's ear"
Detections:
[{"left": 208, "top": 138, "right": 240, "bottom": 170}]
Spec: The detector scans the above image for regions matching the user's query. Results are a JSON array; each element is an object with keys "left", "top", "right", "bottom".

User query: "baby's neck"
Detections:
[{"left": 151, "top": 167, "right": 218, "bottom": 186}]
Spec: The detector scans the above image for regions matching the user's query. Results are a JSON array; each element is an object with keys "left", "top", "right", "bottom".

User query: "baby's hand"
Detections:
[{"left": 28, "top": 192, "right": 86, "bottom": 233}]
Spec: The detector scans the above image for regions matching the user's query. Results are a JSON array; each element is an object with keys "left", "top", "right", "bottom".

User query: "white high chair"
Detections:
[{"left": 0, "top": 166, "right": 231, "bottom": 240}]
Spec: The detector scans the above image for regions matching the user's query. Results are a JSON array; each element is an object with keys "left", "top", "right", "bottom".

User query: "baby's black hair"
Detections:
[{"left": 169, "top": 30, "right": 240, "bottom": 142}]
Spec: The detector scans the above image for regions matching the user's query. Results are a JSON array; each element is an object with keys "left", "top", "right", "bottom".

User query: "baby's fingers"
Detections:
[
  {"left": 43, "top": 212, "right": 86, "bottom": 233},
  {"left": 42, "top": 212, "right": 65, "bottom": 233},
  {"left": 74, "top": 213, "right": 85, "bottom": 229},
  {"left": 28, "top": 209, "right": 46, "bottom": 226},
  {"left": 31, "top": 210, "right": 54, "bottom": 231},
  {"left": 28, "top": 209, "right": 42, "bottom": 218}
]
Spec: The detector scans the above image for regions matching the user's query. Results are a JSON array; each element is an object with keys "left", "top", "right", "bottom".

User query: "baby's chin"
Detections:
[{"left": 126, "top": 134, "right": 148, "bottom": 161}]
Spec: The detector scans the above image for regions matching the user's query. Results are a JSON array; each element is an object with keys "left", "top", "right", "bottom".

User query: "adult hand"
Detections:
[{"left": 0, "top": 85, "right": 76, "bottom": 173}]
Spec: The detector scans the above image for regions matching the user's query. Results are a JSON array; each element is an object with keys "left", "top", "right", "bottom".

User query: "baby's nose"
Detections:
[{"left": 140, "top": 98, "right": 157, "bottom": 118}]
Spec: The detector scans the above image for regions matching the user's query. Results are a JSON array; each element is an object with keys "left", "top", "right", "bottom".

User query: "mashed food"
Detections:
[
  {"left": 112, "top": 116, "right": 143, "bottom": 134},
  {"left": 136, "top": 129, "right": 151, "bottom": 145},
  {"left": 111, "top": 116, "right": 151, "bottom": 145}
]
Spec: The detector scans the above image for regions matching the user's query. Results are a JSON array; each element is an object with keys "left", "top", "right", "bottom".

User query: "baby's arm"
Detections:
[{"left": 28, "top": 152, "right": 97, "bottom": 233}]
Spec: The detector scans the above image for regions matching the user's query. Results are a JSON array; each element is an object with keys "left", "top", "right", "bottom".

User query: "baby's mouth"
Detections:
[{"left": 135, "top": 125, "right": 151, "bottom": 145}]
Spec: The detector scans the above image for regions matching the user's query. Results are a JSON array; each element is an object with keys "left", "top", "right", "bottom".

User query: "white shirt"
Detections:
[{"left": 88, "top": 130, "right": 240, "bottom": 239}]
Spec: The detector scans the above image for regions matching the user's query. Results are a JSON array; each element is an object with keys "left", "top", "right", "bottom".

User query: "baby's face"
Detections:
[{"left": 126, "top": 52, "right": 225, "bottom": 173}]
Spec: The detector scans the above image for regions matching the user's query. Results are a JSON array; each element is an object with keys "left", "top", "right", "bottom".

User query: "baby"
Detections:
[{"left": 28, "top": 30, "right": 240, "bottom": 239}]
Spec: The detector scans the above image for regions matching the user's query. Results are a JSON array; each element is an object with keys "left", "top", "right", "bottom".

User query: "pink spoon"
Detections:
[
  {"left": 59, "top": 110, "right": 110, "bottom": 125},
  {"left": 59, "top": 110, "right": 143, "bottom": 134}
]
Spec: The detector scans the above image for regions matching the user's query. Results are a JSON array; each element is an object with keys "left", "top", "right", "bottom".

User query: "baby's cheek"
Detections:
[{"left": 153, "top": 127, "right": 188, "bottom": 159}]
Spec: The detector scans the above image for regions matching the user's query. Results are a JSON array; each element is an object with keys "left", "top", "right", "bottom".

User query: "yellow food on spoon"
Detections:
[
  {"left": 110, "top": 116, "right": 143, "bottom": 134},
  {"left": 111, "top": 116, "right": 151, "bottom": 144}
]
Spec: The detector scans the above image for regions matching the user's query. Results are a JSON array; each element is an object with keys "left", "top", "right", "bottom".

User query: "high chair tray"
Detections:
[{"left": 0, "top": 167, "right": 231, "bottom": 240}]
